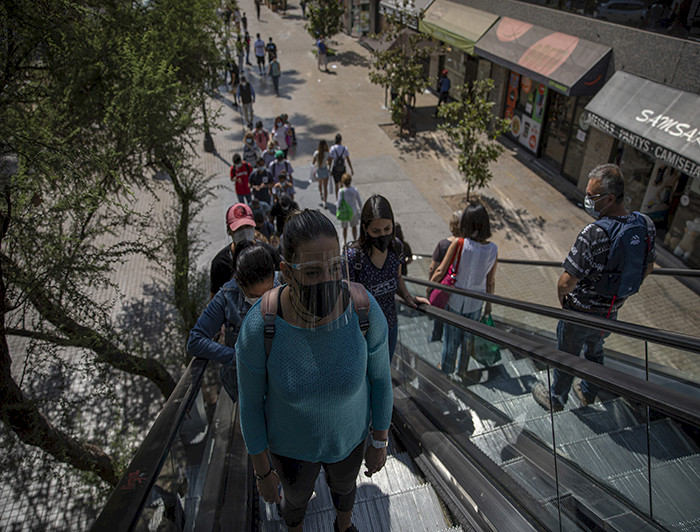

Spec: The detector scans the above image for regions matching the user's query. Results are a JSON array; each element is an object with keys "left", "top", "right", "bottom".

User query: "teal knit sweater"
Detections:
[{"left": 236, "top": 288, "right": 393, "bottom": 463}]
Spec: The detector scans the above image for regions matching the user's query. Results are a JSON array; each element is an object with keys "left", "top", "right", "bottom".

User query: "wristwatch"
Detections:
[
  {"left": 370, "top": 436, "right": 388, "bottom": 449},
  {"left": 254, "top": 467, "right": 276, "bottom": 481}
]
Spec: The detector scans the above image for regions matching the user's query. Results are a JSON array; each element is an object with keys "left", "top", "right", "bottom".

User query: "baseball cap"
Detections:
[{"left": 226, "top": 203, "right": 255, "bottom": 232}]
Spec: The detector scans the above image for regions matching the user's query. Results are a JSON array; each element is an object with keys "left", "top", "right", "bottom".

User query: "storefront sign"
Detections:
[{"left": 584, "top": 111, "right": 700, "bottom": 179}]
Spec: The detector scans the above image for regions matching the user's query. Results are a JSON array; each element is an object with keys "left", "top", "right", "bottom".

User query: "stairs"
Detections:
[
  {"left": 257, "top": 448, "right": 462, "bottom": 532},
  {"left": 461, "top": 353, "right": 700, "bottom": 531}
]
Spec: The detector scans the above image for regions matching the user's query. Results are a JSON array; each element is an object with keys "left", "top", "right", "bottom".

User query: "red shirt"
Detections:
[{"left": 231, "top": 162, "right": 252, "bottom": 195}]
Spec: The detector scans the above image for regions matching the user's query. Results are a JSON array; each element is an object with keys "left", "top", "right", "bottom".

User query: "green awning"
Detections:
[{"left": 418, "top": 0, "right": 499, "bottom": 56}]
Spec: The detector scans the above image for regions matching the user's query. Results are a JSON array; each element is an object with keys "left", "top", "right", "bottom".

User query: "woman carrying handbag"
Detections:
[{"left": 430, "top": 204, "right": 497, "bottom": 378}]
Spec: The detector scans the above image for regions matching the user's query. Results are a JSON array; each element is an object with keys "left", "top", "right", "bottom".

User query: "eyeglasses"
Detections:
[
  {"left": 585, "top": 192, "right": 607, "bottom": 201},
  {"left": 286, "top": 256, "right": 347, "bottom": 284}
]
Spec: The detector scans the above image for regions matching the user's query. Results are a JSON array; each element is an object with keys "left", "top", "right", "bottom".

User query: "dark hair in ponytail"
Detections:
[
  {"left": 233, "top": 240, "right": 277, "bottom": 289},
  {"left": 281, "top": 209, "right": 338, "bottom": 262}
]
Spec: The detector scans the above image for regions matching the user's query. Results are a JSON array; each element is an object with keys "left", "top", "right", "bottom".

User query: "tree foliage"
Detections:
[
  {"left": 0, "top": 0, "right": 223, "bottom": 498},
  {"left": 368, "top": 0, "right": 439, "bottom": 127},
  {"left": 437, "top": 79, "right": 510, "bottom": 201},
  {"left": 305, "top": 0, "right": 345, "bottom": 40}
]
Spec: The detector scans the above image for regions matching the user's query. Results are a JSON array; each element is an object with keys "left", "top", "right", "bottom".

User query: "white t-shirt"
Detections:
[
  {"left": 254, "top": 39, "right": 265, "bottom": 58},
  {"left": 448, "top": 238, "right": 498, "bottom": 314},
  {"left": 337, "top": 186, "right": 362, "bottom": 220},
  {"left": 273, "top": 124, "right": 290, "bottom": 149},
  {"left": 328, "top": 144, "right": 349, "bottom": 167}
]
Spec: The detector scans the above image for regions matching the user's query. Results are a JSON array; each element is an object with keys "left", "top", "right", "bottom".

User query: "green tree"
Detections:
[
  {"left": 438, "top": 79, "right": 510, "bottom": 201},
  {"left": 368, "top": 0, "right": 439, "bottom": 129},
  {"left": 305, "top": 0, "right": 345, "bottom": 41},
  {"left": 0, "top": 0, "right": 223, "bottom": 495}
]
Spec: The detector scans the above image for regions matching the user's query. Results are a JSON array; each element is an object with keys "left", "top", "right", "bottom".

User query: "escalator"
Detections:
[{"left": 91, "top": 260, "right": 700, "bottom": 532}]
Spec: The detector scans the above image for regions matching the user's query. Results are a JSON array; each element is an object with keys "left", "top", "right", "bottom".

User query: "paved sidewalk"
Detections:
[{"left": 197, "top": 0, "right": 700, "bottom": 379}]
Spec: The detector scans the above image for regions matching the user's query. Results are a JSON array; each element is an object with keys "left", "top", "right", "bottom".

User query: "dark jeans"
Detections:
[
  {"left": 551, "top": 304, "right": 616, "bottom": 404},
  {"left": 270, "top": 440, "right": 365, "bottom": 527},
  {"left": 237, "top": 193, "right": 252, "bottom": 204},
  {"left": 272, "top": 75, "right": 280, "bottom": 94},
  {"left": 388, "top": 324, "right": 398, "bottom": 362}
]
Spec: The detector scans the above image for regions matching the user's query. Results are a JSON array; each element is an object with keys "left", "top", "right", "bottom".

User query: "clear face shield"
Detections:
[{"left": 284, "top": 248, "right": 351, "bottom": 331}]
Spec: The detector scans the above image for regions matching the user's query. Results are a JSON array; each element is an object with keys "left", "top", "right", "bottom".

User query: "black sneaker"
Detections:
[
  {"left": 333, "top": 517, "right": 359, "bottom": 532},
  {"left": 532, "top": 382, "right": 563, "bottom": 412}
]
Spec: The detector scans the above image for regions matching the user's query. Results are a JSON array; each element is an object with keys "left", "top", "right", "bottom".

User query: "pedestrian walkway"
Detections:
[{"left": 197, "top": 0, "right": 700, "bottom": 380}]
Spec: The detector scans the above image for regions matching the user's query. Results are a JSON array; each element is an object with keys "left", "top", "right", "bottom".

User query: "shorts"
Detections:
[
  {"left": 316, "top": 167, "right": 330, "bottom": 180},
  {"left": 257, "top": 54, "right": 265, "bottom": 65},
  {"left": 341, "top": 213, "right": 360, "bottom": 228},
  {"left": 332, "top": 168, "right": 345, "bottom": 183}
]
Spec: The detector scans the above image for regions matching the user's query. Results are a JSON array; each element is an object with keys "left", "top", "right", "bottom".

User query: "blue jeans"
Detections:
[
  {"left": 441, "top": 308, "right": 481, "bottom": 374},
  {"left": 388, "top": 325, "right": 398, "bottom": 362},
  {"left": 237, "top": 193, "right": 252, "bottom": 204},
  {"left": 552, "top": 305, "right": 616, "bottom": 404},
  {"left": 272, "top": 75, "right": 280, "bottom": 95}
]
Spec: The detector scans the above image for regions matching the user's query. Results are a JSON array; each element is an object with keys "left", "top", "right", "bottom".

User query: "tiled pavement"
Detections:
[{"left": 2, "top": 0, "right": 700, "bottom": 530}]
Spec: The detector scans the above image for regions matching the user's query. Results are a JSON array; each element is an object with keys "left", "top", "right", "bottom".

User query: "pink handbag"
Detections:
[{"left": 428, "top": 238, "right": 464, "bottom": 308}]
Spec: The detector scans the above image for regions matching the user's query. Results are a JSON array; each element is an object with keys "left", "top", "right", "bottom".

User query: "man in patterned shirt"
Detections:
[{"left": 533, "top": 164, "right": 656, "bottom": 412}]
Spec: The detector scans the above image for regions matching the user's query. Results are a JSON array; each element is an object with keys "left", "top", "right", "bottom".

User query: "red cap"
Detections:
[{"left": 226, "top": 203, "right": 255, "bottom": 233}]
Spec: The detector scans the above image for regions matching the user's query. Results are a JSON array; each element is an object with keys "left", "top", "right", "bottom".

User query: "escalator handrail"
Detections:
[
  {"left": 402, "top": 299, "right": 700, "bottom": 428},
  {"left": 91, "top": 357, "right": 209, "bottom": 532},
  {"left": 410, "top": 254, "right": 700, "bottom": 277},
  {"left": 405, "top": 276, "right": 700, "bottom": 355}
]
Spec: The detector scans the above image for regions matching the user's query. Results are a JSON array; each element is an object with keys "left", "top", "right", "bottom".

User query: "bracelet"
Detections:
[{"left": 254, "top": 467, "right": 276, "bottom": 481}]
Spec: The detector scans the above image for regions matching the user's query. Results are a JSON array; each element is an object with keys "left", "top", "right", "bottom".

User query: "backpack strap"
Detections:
[
  {"left": 348, "top": 282, "right": 370, "bottom": 335},
  {"left": 261, "top": 285, "right": 283, "bottom": 358}
]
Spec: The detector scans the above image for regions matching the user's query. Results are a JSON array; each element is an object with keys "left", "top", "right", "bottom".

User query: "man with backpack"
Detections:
[
  {"left": 266, "top": 37, "right": 277, "bottom": 63},
  {"left": 327, "top": 133, "right": 353, "bottom": 199},
  {"left": 237, "top": 76, "right": 256, "bottom": 129},
  {"left": 532, "top": 164, "right": 656, "bottom": 412}
]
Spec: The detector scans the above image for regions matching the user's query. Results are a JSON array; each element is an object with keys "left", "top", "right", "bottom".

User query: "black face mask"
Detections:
[
  {"left": 368, "top": 234, "right": 392, "bottom": 253},
  {"left": 292, "top": 276, "right": 344, "bottom": 318}
]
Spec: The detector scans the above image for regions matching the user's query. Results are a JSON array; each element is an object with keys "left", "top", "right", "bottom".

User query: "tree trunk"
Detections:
[
  {"left": 24, "top": 285, "right": 176, "bottom": 398},
  {"left": 0, "top": 260, "right": 118, "bottom": 486}
]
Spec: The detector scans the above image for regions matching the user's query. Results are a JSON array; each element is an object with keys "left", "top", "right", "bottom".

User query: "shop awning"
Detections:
[
  {"left": 418, "top": 0, "right": 499, "bottom": 56},
  {"left": 474, "top": 17, "right": 611, "bottom": 96},
  {"left": 584, "top": 71, "right": 700, "bottom": 179}
]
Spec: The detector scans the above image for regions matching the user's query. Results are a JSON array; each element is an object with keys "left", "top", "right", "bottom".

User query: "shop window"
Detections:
[
  {"left": 613, "top": 141, "right": 655, "bottom": 213},
  {"left": 665, "top": 178, "right": 700, "bottom": 268},
  {"left": 561, "top": 95, "right": 592, "bottom": 182},
  {"left": 541, "top": 91, "right": 577, "bottom": 182}
]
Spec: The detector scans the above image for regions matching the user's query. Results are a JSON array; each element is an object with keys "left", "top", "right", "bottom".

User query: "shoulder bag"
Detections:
[{"left": 428, "top": 238, "right": 464, "bottom": 309}]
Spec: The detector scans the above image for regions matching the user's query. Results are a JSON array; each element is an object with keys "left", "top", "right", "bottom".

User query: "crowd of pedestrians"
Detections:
[{"left": 190, "top": 5, "right": 659, "bottom": 532}]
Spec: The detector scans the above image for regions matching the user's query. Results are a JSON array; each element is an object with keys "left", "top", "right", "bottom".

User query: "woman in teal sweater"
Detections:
[{"left": 236, "top": 209, "right": 393, "bottom": 532}]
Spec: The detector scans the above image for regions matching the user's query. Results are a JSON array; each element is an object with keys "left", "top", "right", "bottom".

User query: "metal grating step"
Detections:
[
  {"left": 607, "top": 454, "right": 700, "bottom": 531},
  {"left": 467, "top": 373, "right": 542, "bottom": 404},
  {"left": 258, "top": 484, "right": 451, "bottom": 532},
  {"left": 259, "top": 451, "right": 427, "bottom": 524},
  {"left": 557, "top": 418, "right": 697, "bottom": 481}
]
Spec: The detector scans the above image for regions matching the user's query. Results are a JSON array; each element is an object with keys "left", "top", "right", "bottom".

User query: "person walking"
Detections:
[
  {"left": 269, "top": 56, "right": 281, "bottom": 96},
  {"left": 532, "top": 164, "right": 656, "bottom": 412},
  {"left": 435, "top": 69, "right": 450, "bottom": 116},
  {"left": 328, "top": 134, "right": 353, "bottom": 199},
  {"left": 272, "top": 116, "right": 291, "bottom": 158},
  {"left": 347, "top": 195, "right": 429, "bottom": 361},
  {"left": 188, "top": 241, "right": 280, "bottom": 400},
  {"left": 242, "top": 11, "right": 248, "bottom": 32},
  {"left": 430, "top": 204, "right": 497, "bottom": 378},
  {"left": 253, "top": 120, "right": 270, "bottom": 152},
  {"left": 231, "top": 153, "right": 253, "bottom": 205},
  {"left": 236, "top": 210, "right": 393, "bottom": 532},
  {"left": 254, "top": 33, "right": 266, "bottom": 75},
  {"left": 255, "top": 0, "right": 261, "bottom": 20},
  {"left": 316, "top": 37, "right": 328, "bottom": 71},
  {"left": 266, "top": 37, "right": 277, "bottom": 62},
  {"left": 243, "top": 131, "right": 260, "bottom": 166},
  {"left": 427, "top": 210, "right": 463, "bottom": 342},
  {"left": 250, "top": 157, "right": 273, "bottom": 205},
  {"left": 312, "top": 139, "right": 330, "bottom": 206},
  {"left": 236, "top": 34, "right": 246, "bottom": 74},
  {"left": 237, "top": 76, "right": 256, "bottom": 129},
  {"left": 244, "top": 31, "right": 253, "bottom": 66},
  {"left": 262, "top": 139, "right": 278, "bottom": 168},
  {"left": 227, "top": 57, "right": 240, "bottom": 107},
  {"left": 336, "top": 174, "right": 363, "bottom": 244}
]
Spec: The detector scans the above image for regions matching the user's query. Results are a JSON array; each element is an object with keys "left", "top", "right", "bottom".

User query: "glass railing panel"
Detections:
[
  {"left": 494, "top": 261, "right": 700, "bottom": 385},
  {"left": 394, "top": 298, "right": 568, "bottom": 530},
  {"left": 648, "top": 405, "right": 700, "bottom": 531}
]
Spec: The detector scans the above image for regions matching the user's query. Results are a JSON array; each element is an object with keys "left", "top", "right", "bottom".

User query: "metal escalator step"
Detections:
[
  {"left": 502, "top": 456, "right": 571, "bottom": 503},
  {"left": 259, "top": 452, "right": 426, "bottom": 522},
  {"left": 259, "top": 484, "right": 451, "bottom": 532},
  {"left": 557, "top": 419, "right": 696, "bottom": 481},
  {"left": 470, "top": 424, "right": 524, "bottom": 465},
  {"left": 607, "top": 454, "right": 700, "bottom": 531},
  {"left": 467, "top": 373, "right": 540, "bottom": 403},
  {"left": 489, "top": 393, "right": 578, "bottom": 422}
]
